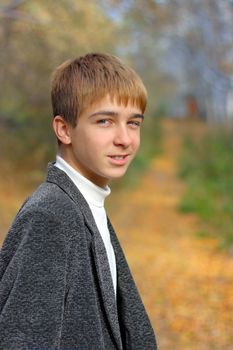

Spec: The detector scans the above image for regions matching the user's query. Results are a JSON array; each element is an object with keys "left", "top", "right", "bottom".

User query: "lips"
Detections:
[{"left": 107, "top": 154, "right": 130, "bottom": 165}]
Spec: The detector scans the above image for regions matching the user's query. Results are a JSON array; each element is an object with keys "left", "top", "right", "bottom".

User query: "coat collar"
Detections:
[{"left": 46, "top": 163, "right": 123, "bottom": 350}]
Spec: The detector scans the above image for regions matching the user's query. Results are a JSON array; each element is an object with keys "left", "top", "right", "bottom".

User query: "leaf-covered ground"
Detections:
[{"left": 107, "top": 119, "right": 233, "bottom": 350}]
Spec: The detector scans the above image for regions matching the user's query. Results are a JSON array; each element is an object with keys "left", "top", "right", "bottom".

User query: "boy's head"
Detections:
[
  {"left": 51, "top": 53, "right": 147, "bottom": 187},
  {"left": 51, "top": 53, "right": 147, "bottom": 127}
]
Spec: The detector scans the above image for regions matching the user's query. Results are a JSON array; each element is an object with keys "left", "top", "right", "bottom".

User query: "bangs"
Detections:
[
  {"left": 109, "top": 84, "right": 147, "bottom": 113},
  {"left": 114, "top": 93, "right": 146, "bottom": 113},
  {"left": 79, "top": 67, "right": 147, "bottom": 115}
]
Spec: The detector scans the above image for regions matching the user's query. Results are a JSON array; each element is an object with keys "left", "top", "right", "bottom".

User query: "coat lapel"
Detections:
[
  {"left": 84, "top": 213, "right": 122, "bottom": 350},
  {"left": 46, "top": 163, "right": 123, "bottom": 350}
]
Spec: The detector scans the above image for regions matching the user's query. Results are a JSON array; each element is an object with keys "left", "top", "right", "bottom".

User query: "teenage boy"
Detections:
[{"left": 0, "top": 53, "right": 157, "bottom": 349}]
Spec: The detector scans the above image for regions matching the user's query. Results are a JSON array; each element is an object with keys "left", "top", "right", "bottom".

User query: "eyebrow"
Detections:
[{"left": 89, "top": 110, "right": 144, "bottom": 120}]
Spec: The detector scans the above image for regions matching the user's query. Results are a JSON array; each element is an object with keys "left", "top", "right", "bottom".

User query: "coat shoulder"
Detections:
[
  {"left": 0, "top": 181, "right": 85, "bottom": 271},
  {"left": 23, "top": 181, "right": 82, "bottom": 218}
]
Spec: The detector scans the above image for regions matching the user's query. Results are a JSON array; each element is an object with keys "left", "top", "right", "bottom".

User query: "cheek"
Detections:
[
  {"left": 84, "top": 133, "right": 108, "bottom": 153},
  {"left": 132, "top": 133, "right": 140, "bottom": 151}
]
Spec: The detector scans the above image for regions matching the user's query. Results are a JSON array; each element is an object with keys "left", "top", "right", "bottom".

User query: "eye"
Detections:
[
  {"left": 97, "top": 119, "right": 111, "bottom": 126},
  {"left": 128, "top": 120, "right": 141, "bottom": 128}
]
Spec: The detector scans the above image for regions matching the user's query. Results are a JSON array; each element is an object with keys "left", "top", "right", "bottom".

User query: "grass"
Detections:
[{"left": 178, "top": 124, "right": 233, "bottom": 250}]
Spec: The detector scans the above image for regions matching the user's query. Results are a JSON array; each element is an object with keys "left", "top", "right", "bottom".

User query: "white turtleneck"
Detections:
[{"left": 55, "top": 155, "right": 117, "bottom": 296}]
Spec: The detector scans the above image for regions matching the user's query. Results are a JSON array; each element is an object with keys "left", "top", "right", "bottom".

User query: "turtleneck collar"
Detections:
[{"left": 55, "top": 155, "right": 111, "bottom": 208}]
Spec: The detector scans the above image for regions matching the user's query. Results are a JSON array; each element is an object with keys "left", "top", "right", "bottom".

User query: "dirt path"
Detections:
[{"left": 108, "top": 119, "right": 233, "bottom": 350}]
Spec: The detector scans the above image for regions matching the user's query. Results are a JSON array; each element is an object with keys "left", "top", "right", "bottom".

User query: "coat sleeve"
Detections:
[{"left": 0, "top": 208, "right": 69, "bottom": 349}]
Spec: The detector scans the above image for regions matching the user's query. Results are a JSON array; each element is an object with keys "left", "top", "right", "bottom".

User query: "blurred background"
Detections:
[{"left": 0, "top": 1, "right": 233, "bottom": 349}]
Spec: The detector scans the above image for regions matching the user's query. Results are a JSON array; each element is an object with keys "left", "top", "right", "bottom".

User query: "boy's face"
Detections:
[{"left": 65, "top": 95, "right": 144, "bottom": 187}]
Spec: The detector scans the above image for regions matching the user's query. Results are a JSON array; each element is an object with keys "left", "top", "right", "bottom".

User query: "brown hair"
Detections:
[{"left": 51, "top": 53, "right": 147, "bottom": 126}]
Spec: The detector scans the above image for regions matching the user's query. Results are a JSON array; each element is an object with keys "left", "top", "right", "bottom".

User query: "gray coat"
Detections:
[{"left": 0, "top": 164, "right": 157, "bottom": 350}]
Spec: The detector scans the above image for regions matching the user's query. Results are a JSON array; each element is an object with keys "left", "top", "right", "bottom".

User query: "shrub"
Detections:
[{"left": 178, "top": 126, "right": 233, "bottom": 250}]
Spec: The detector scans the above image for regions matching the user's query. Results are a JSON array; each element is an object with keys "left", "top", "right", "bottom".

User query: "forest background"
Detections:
[{"left": 0, "top": 1, "right": 233, "bottom": 349}]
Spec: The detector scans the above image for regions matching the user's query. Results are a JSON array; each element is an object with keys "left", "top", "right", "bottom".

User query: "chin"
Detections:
[{"left": 107, "top": 169, "right": 128, "bottom": 180}]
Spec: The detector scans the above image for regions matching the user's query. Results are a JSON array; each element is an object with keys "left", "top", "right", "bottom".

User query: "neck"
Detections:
[
  {"left": 58, "top": 146, "right": 108, "bottom": 188},
  {"left": 55, "top": 155, "right": 111, "bottom": 207}
]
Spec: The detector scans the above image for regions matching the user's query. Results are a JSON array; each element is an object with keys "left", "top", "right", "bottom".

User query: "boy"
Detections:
[{"left": 0, "top": 53, "right": 157, "bottom": 349}]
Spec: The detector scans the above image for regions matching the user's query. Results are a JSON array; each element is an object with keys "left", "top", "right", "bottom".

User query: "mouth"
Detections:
[
  {"left": 108, "top": 155, "right": 129, "bottom": 160},
  {"left": 107, "top": 154, "right": 130, "bottom": 165}
]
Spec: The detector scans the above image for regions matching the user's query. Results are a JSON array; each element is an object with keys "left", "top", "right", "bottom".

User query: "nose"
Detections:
[{"left": 113, "top": 125, "right": 131, "bottom": 148}]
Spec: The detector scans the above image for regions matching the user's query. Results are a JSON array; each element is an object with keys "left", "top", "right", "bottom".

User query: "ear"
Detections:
[{"left": 53, "top": 115, "right": 71, "bottom": 145}]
